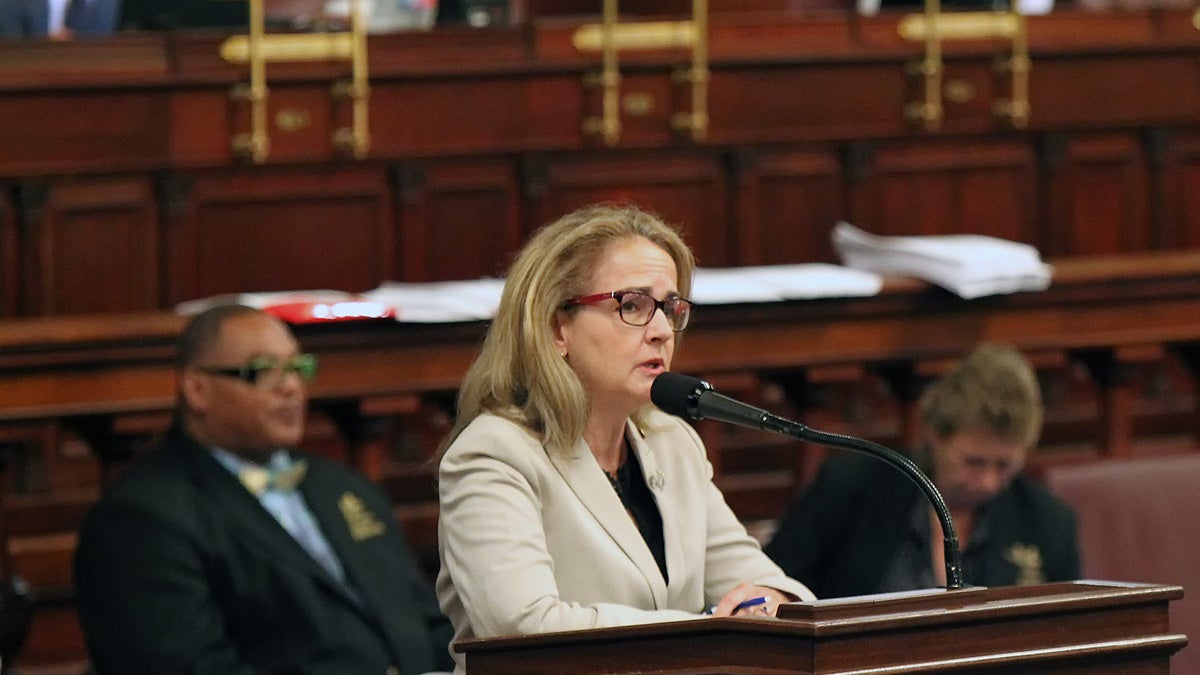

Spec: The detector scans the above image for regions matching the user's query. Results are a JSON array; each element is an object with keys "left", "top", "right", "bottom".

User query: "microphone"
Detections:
[{"left": 651, "top": 371, "right": 965, "bottom": 590}]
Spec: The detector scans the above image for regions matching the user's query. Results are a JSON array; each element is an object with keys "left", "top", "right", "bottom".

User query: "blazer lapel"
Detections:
[
  {"left": 627, "top": 421, "right": 681, "bottom": 593},
  {"left": 300, "top": 473, "right": 396, "bottom": 619},
  {"left": 546, "top": 427, "right": 669, "bottom": 607}
]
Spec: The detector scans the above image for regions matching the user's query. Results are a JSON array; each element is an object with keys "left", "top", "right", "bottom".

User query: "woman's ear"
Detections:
[{"left": 552, "top": 310, "right": 569, "bottom": 358}]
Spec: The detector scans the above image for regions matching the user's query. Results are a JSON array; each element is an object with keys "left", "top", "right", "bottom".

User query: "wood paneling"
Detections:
[
  {"left": 168, "top": 90, "right": 237, "bottom": 166},
  {"left": 165, "top": 168, "right": 394, "bottom": 303},
  {"left": 0, "top": 91, "right": 169, "bottom": 178},
  {"left": 537, "top": 151, "right": 731, "bottom": 267},
  {"left": 1030, "top": 54, "right": 1200, "bottom": 130},
  {"left": 18, "top": 178, "right": 161, "bottom": 316},
  {"left": 227, "top": 84, "right": 342, "bottom": 165},
  {"left": 729, "top": 146, "right": 845, "bottom": 265},
  {"left": 524, "top": 0, "right": 793, "bottom": 18},
  {"left": 371, "top": 75, "right": 583, "bottom": 157},
  {"left": 394, "top": 158, "right": 523, "bottom": 280},
  {"left": 1, "top": 186, "right": 15, "bottom": 317},
  {"left": 1041, "top": 133, "right": 1148, "bottom": 257},
  {"left": 0, "top": 12, "right": 1198, "bottom": 312},
  {"left": 849, "top": 139, "right": 1036, "bottom": 244},
  {"left": 1162, "top": 130, "right": 1200, "bottom": 251},
  {"left": 709, "top": 63, "right": 909, "bottom": 145}
]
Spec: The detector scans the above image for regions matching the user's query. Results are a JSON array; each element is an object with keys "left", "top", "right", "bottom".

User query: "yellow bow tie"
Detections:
[{"left": 238, "top": 459, "right": 308, "bottom": 496}]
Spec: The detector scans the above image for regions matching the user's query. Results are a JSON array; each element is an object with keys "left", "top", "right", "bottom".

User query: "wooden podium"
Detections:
[{"left": 456, "top": 581, "right": 1187, "bottom": 674}]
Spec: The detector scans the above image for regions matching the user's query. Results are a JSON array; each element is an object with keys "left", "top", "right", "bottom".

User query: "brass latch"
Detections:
[
  {"left": 572, "top": 0, "right": 709, "bottom": 146},
  {"left": 220, "top": 0, "right": 371, "bottom": 163},
  {"left": 898, "top": 9, "right": 1029, "bottom": 131}
]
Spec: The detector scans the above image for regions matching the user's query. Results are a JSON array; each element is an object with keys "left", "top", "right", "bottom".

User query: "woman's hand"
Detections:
[{"left": 708, "top": 583, "right": 793, "bottom": 618}]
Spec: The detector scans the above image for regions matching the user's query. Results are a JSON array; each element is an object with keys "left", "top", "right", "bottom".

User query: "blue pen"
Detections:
[{"left": 703, "top": 595, "right": 770, "bottom": 615}]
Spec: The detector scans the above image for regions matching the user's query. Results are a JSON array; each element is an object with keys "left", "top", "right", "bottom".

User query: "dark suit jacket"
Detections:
[
  {"left": 66, "top": 0, "right": 120, "bottom": 35},
  {"left": 0, "top": 0, "right": 119, "bottom": 36},
  {"left": 74, "top": 426, "right": 453, "bottom": 675},
  {"left": 0, "top": 0, "right": 48, "bottom": 36},
  {"left": 764, "top": 452, "right": 1080, "bottom": 599}
]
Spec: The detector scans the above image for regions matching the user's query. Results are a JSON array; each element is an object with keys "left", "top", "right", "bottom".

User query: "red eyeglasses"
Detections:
[{"left": 562, "top": 290, "right": 694, "bottom": 332}]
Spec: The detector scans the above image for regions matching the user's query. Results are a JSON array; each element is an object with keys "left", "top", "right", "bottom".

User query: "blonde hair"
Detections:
[
  {"left": 444, "top": 204, "right": 695, "bottom": 454},
  {"left": 919, "top": 343, "right": 1044, "bottom": 450}
]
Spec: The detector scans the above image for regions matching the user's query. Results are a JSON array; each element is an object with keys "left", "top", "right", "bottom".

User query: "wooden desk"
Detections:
[
  {"left": 2, "top": 249, "right": 1199, "bottom": 443},
  {"left": 459, "top": 581, "right": 1186, "bottom": 674}
]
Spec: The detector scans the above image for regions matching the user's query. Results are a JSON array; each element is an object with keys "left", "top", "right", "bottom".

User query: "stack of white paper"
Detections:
[
  {"left": 831, "top": 222, "right": 1052, "bottom": 299},
  {"left": 362, "top": 278, "right": 505, "bottom": 322},
  {"left": 691, "top": 264, "right": 883, "bottom": 305}
]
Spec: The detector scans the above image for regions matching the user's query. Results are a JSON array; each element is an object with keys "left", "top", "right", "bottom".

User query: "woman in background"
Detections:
[{"left": 766, "top": 343, "right": 1080, "bottom": 598}]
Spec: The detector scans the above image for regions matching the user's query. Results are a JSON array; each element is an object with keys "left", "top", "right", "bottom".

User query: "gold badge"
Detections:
[
  {"left": 1005, "top": 542, "right": 1045, "bottom": 586},
  {"left": 339, "top": 493, "right": 386, "bottom": 542}
]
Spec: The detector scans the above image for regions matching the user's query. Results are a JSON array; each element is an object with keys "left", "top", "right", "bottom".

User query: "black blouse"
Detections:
[{"left": 604, "top": 447, "right": 668, "bottom": 584}]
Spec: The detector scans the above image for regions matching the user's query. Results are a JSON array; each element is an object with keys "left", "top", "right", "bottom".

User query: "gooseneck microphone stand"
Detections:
[{"left": 652, "top": 372, "right": 965, "bottom": 590}]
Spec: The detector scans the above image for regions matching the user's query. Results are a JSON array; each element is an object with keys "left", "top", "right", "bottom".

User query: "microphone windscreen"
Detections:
[{"left": 651, "top": 371, "right": 710, "bottom": 419}]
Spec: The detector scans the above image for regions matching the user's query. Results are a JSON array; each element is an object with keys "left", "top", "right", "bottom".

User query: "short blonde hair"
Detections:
[
  {"left": 444, "top": 204, "right": 695, "bottom": 453},
  {"left": 919, "top": 343, "right": 1043, "bottom": 450}
]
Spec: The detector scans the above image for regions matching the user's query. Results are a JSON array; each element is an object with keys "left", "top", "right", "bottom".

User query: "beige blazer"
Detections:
[{"left": 436, "top": 409, "right": 814, "bottom": 671}]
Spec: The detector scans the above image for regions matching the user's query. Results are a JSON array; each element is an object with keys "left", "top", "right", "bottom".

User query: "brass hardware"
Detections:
[
  {"left": 334, "top": 0, "right": 371, "bottom": 159},
  {"left": 220, "top": 33, "right": 354, "bottom": 62},
  {"left": 898, "top": 10, "right": 1029, "bottom": 131},
  {"left": 572, "top": 21, "right": 696, "bottom": 51},
  {"left": 622, "top": 92, "right": 656, "bottom": 117},
  {"left": 221, "top": 0, "right": 370, "bottom": 163},
  {"left": 676, "top": 0, "right": 709, "bottom": 142},
  {"left": 1192, "top": 6, "right": 1200, "bottom": 30},
  {"left": 276, "top": 109, "right": 312, "bottom": 132},
  {"left": 944, "top": 78, "right": 976, "bottom": 104},
  {"left": 227, "top": 0, "right": 269, "bottom": 163},
  {"left": 994, "top": 36, "right": 1030, "bottom": 129},
  {"left": 582, "top": 0, "right": 621, "bottom": 146},
  {"left": 576, "top": 0, "right": 708, "bottom": 146},
  {"left": 897, "top": 12, "right": 1019, "bottom": 40}
]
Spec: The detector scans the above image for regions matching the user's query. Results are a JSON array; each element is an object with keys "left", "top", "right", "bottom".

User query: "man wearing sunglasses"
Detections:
[{"left": 74, "top": 304, "right": 453, "bottom": 674}]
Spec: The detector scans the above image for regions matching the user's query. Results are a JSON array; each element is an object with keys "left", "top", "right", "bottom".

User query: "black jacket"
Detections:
[
  {"left": 74, "top": 426, "right": 453, "bottom": 674},
  {"left": 765, "top": 452, "right": 1080, "bottom": 599}
]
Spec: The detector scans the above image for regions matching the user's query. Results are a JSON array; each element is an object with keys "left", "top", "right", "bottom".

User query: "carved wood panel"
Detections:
[
  {"left": 1162, "top": 129, "right": 1200, "bottom": 251},
  {"left": 227, "top": 84, "right": 341, "bottom": 165},
  {"left": 1030, "top": 54, "right": 1200, "bottom": 130},
  {"left": 166, "top": 167, "right": 393, "bottom": 304},
  {"left": 0, "top": 91, "right": 168, "bottom": 177},
  {"left": 1040, "top": 133, "right": 1149, "bottom": 257},
  {"left": 394, "top": 158, "right": 523, "bottom": 281},
  {"left": 710, "top": 63, "right": 908, "bottom": 145},
  {"left": 535, "top": 151, "right": 732, "bottom": 267},
  {"left": 19, "top": 177, "right": 161, "bottom": 316},
  {"left": 847, "top": 138, "right": 1037, "bottom": 244},
  {"left": 371, "top": 75, "right": 581, "bottom": 157},
  {"left": 728, "top": 146, "right": 845, "bottom": 265}
]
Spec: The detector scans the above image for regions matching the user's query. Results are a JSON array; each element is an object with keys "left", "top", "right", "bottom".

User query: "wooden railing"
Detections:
[{"left": 4, "top": 10, "right": 1200, "bottom": 319}]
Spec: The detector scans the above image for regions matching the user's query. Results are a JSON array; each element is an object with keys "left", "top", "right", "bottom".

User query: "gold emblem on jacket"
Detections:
[
  {"left": 1005, "top": 542, "right": 1045, "bottom": 585},
  {"left": 339, "top": 493, "right": 385, "bottom": 541}
]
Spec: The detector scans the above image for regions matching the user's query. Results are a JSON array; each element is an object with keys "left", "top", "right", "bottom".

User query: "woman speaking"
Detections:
[{"left": 435, "top": 204, "right": 814, "bottom": 671}]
